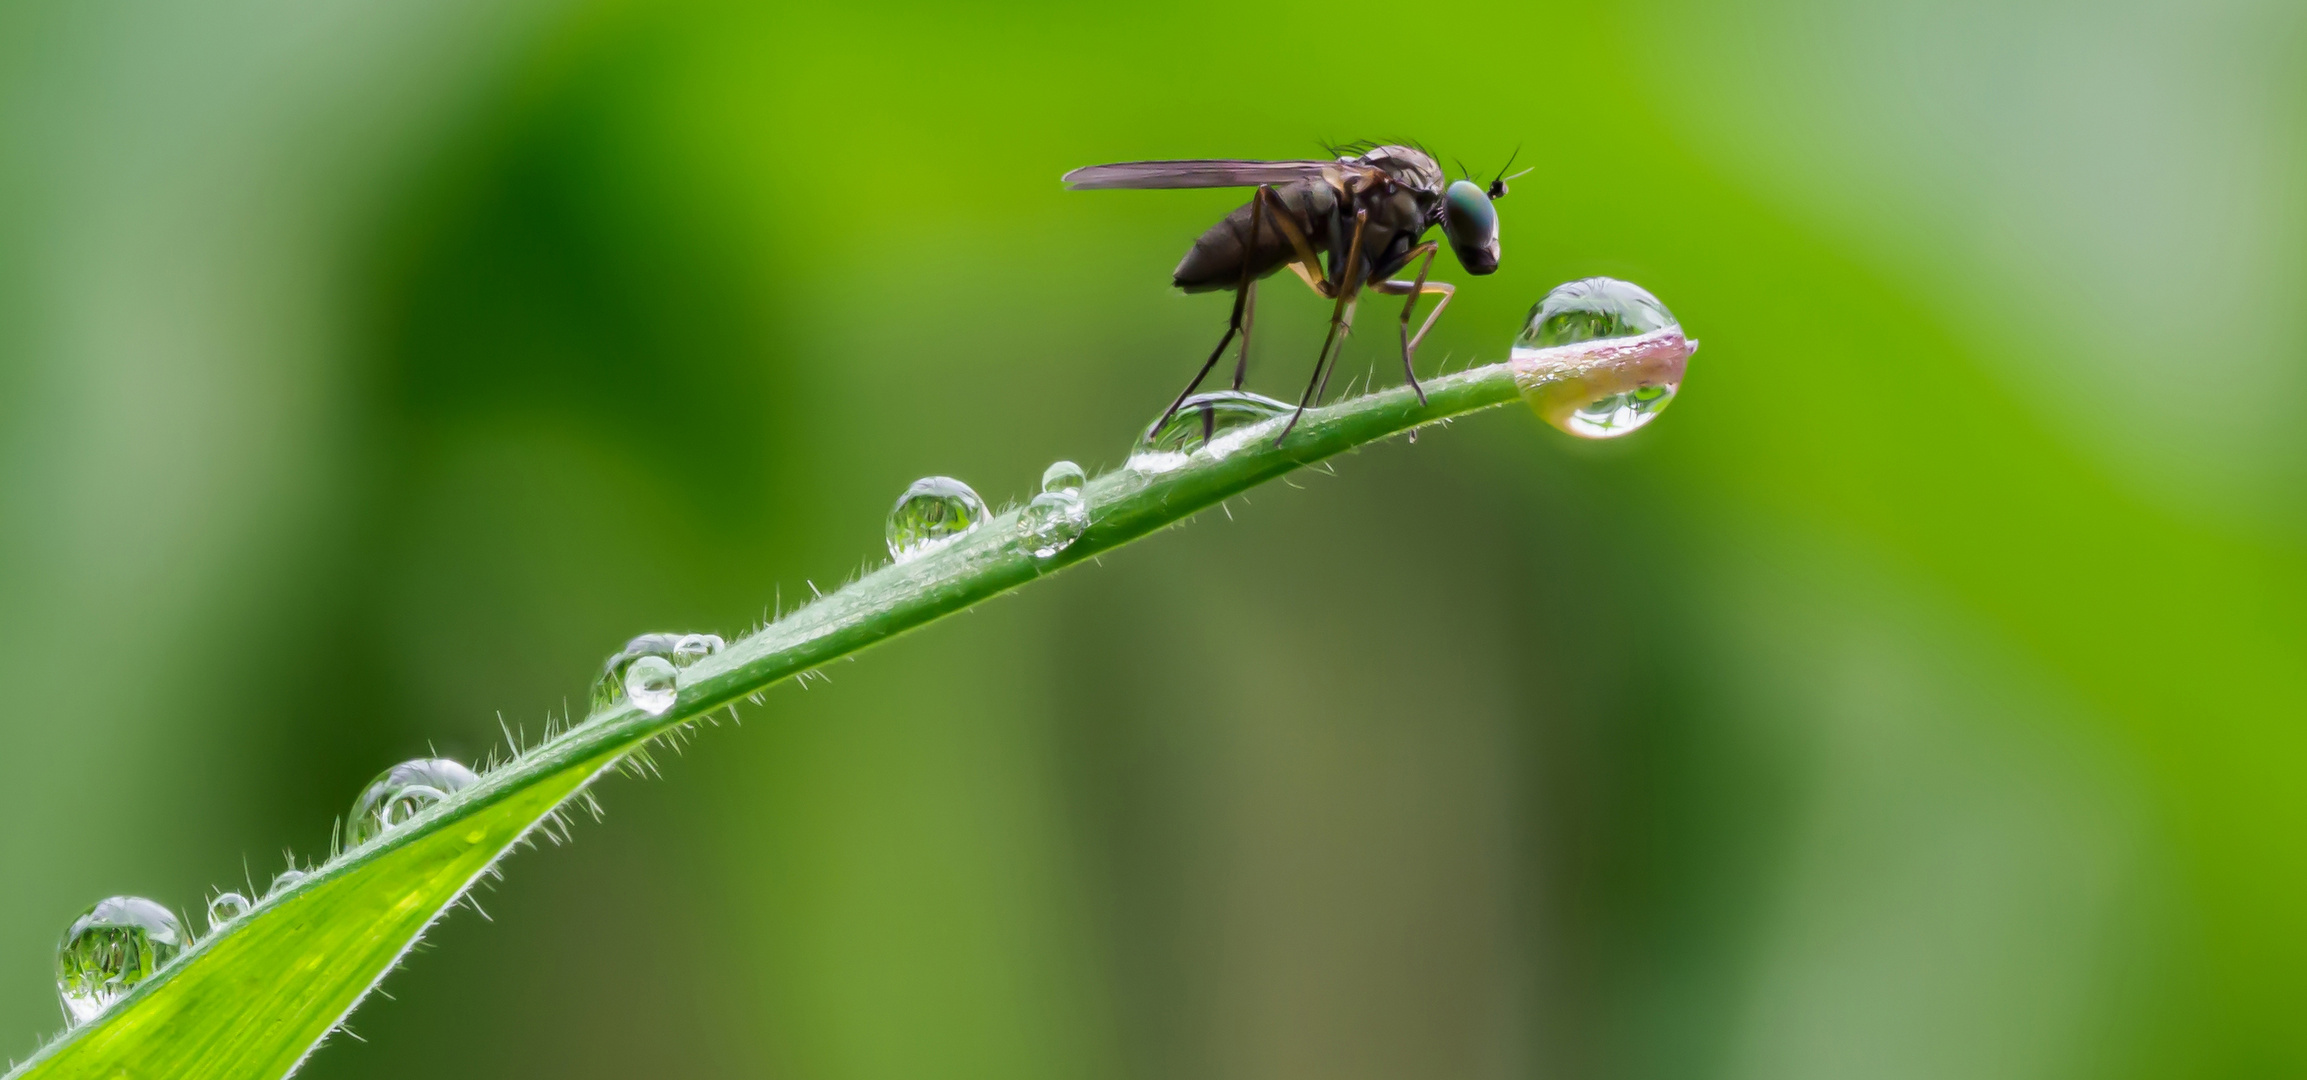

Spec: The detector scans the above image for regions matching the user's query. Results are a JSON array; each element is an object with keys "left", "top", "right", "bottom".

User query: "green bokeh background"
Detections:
[{"left": 2, "top": 1, "right": 2301, "bottom": 1077}]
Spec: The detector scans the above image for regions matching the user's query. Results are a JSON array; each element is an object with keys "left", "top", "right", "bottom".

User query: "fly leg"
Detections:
[
  {"left": 1211, "top": 189, "right": 1271, "bottom": 443},
  {"left": 1156, "top": 280, "right": 1246, "bottom": 440},
  {"left": 1314, "top": 295, "right": 1360, "bottom": 403},
  {"left": 1368, "top": 242, "right": 1452, "bottom": 406},
  {"left": 1278, "top": 203, "right": 1370, "bottom": 444},
  {"left": 1233, "top": 187, "right": 1268, "bottom": 391},
  {"left": 1232, "top": 277, "right": 1256, "bottom": 391},
  {"left": 1156, "top": 190, "right": 1271, "bottom": 441}
]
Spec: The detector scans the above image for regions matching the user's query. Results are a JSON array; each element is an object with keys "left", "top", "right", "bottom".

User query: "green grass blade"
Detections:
[{"left": 5, "top": 335, "right": 1690, "bottom": 1080}]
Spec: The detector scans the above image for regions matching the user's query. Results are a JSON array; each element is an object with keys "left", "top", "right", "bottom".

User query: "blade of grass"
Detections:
[{"left": 6, "top": 332, "right": 1692, "bottom": 1080}]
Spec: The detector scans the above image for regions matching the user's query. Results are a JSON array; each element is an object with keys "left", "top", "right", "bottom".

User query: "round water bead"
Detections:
[
  {"left": 670, "top": 633, "right": 724, "bottom": 666},
  {"left": 1142, "top": 391, "right": 1293, "bottom": 452},
  {"left": 1040, "top": 460, "right": 1086, "bottom": 496},
  {"left": 57, "top": 896, "right": 186, "bottom": 1024},
  {"left": 1019, "top": 491, "right": 1088, "bottom": 559},
  {"left": 1018, "top": 459, "right": 1091, "bottom": 558},
  {"left": 205, "top": 892, "right": 251, "bottom": 934},
  {"left": 1512, "top": 277, "right": 1679, "bottom": 351},
  {"left": 268, "top": 870, "right": 307, "bottom": 897},
  {"left": 624, "top": 655, "right": 679, "bottom": 716},
  {"left": 346, "top": 758, "right": 481, "bottom": 847},
  {"left": 593, "top": 632, "right": 726, "bottom": 712},
  {"left": 886, "top": 476, "right": 988, "bottom": 562},
  {"left": 1512, "top": 277, "right": 1686, "bottom": 440}
]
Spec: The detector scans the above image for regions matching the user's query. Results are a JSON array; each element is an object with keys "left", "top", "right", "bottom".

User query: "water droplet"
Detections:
[
  {"left": 346, "top": 758, "right": 481, "bottom": 847},
  {"left": 1514, "top": 276, "right": 1679, "bottom": 349},
  {"left": 1142, "top": 391, "right": 1294, "bottom": 452},
  {"left": 1018, "top": 459, "right": 1090, "bottom": 558},
  {"left": 593, "top": 632, "right": 726, "bottom": 712},
  {"left": 886, "top": 476, "right": 987, "bottom": 562},
  {"left": 624, "top": 655, "right": 679, "bottom": 716},
  {"left": 57, "top": 896, "right": 186, "bottom": 1024},
  {"left": 1510, "top": 277, "right": 1689, "bottom": 440},
  {"left": 205, "top": 893, "right": 250, "bottom": 934},
  {"left": 1039, "top": 460, "right": 1086, "bottom": 496},
  {"left": 1019, "top": 495, "right": 1086, "bottom": 559},
  {"left": 669, "top": 633, "right": 723, "bottom": 666},
  {"left": 268, "top": 870, "right": 306, "bottom": 896}
]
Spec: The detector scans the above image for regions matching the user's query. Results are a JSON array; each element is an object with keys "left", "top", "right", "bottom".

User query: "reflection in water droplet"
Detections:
[
  {"left": 56, "top": 896, "right": 186, "bottom": 1024},
  {"left": 1513, "top": 276, "right": 1678, "bottom": 349},
  {"left": 1511, "top": 277, "right": 1687, "bottom": 441},
  {"left": 346, "top": 758, "right": 481, "bottom": 847},
  {"left": 268, "top": 870, "right": 306, "bottom": 897},
  {"left": 1039, "top": 460, "right": 1085, "bottom": 496},
  {"left": 1142, "top": 391, "right": 1294, "bottom": 452},
  {"left": 593, "top": 632, "right": 726, "bottom": 712},
  {"left": 205, "top": 892, "right": 250, "bottom": 934},
  {"left": 886, "top": 476, "right": 988, "bottom": 562},
  {"left": 1564, "top": 383, "right": 1676, "bottom": 438},
  {"left": 625, "top": 655, "right": 679, "bottom": 716}
]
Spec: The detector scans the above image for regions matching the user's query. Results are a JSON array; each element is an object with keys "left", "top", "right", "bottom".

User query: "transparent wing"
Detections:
[{"left": 1062, "top": 159, "right": 1334, "bottom": 190}]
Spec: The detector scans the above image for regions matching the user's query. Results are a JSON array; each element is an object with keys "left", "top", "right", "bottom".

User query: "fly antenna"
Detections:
[
  {"left": 1489, "top": 145, "right": 1528, "bottom": 199},
  {"left": 1490, "top": 146, "right": 1522, "bottom": 187}
]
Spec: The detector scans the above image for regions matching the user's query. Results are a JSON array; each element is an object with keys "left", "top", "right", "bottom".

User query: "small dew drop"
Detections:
[
  {"left": 268, "top": 870, "right": 306, "bottom": 897},
  {"left": 1018, "top": 460, "right": 1090, "bottom": 559},
  {"left": 56, "top": 897, "right": 186, "bottom": 1024},
  {"left": 593, "top": 632, "right": 726, "bottom": 712},
  {"left": 1039, "top": 460, "right": 1086, "bottom": 496},
  {"left": 670, "top": 633, "right": 723, "bottom": 667},
  {"left": 1511, "top": 277, "right": 1685, "bottom": 441},
  {"left": 625, "top": 655, "right": 679, "bottom": 716},
  {"left": 346, "top": 758, "right": 481, "bottom": 847},
  {"left": 205, "top": 892, "right": 250, "bottom": 935},
  {"left": 1019, "top": 491, "right": 1088, "bottom": 559},
  {"left": 886, "top": 476, "right": 988, "bottom": 562}
]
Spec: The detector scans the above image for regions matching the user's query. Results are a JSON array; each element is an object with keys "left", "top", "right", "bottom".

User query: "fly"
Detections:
[{"left": 1064, "top": 143, "right": 1521, "bottom": 442}]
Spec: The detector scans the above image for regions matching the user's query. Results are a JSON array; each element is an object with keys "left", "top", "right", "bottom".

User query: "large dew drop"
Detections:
[
  {"left": 886, "top": 476, "right": 987, "bottom": 562},
  {"left": 56, "top": 896, "right": 186, "bottom": 1024},
  {"left": 346, "top": 758, "right": 481, "bottom": 847},
  {"left": 1019, "top": 460, "right": 1089, "bottom": 559},
  {"left": 1510, "top": 277, "right": 1690, "bottom": 440},
  {"left": 593, "top": 632, "right": 725, "bottom": 712}
]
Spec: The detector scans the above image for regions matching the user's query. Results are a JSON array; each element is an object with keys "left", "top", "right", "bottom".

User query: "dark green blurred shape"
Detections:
[{"left": 0, "top": 1, "right": 2300, "bottom": 1078}]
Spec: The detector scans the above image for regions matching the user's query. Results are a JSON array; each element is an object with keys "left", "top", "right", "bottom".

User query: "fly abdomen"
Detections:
[{"left": 1172, "top": 181, "right": 1334, "bottom": 293}]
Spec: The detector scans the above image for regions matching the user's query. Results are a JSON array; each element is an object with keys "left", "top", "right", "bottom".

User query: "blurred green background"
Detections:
[{"left": 2, "top": 0, "right": 2302, "bottom": 1076}]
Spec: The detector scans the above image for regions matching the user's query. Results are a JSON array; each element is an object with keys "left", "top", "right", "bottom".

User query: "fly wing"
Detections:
[{"left": 1062, "top": 159, "right": 1334, "bottom": 190}]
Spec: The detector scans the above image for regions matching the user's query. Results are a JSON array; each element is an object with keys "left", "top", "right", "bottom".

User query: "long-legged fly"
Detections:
[{"left": 1064, "top": 143, "right": 1520, "bottom": 441}]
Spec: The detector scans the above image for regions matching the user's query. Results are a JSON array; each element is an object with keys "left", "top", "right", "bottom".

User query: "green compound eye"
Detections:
[{"left": 1441, "top": 179, "right": 1499, "bottom": 274}]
